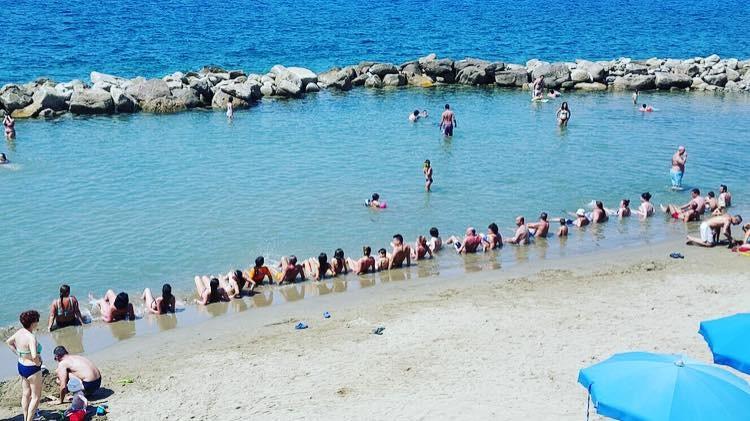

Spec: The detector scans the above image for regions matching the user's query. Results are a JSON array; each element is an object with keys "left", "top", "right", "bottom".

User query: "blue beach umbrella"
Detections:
[
  {"left": 700, "top": 313, "right": 750, "bottom": 374},
  {"left": 578, "top": 352, "right": 750, "bottom": 421}
]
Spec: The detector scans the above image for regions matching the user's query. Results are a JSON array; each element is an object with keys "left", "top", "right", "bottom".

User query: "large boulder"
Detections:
[
  {"left": 211, "top": 89, "right": 250, "bottom": 109},
  {"left": 702, "top": 73, "right": 727, "bottom": 87},
  {"left": 285, "top": 67, "right": 318, "bottom": 86},
  {"left": 188, "top": 77, "right": 213, "bottom": 102},
  {"left": 69, "top": 89, "right": 115, "bottom": 114},
  {"left": 420, "top": 59, "right": 455, "bottom": 83},
  {"left": 351, "top": 73, "right": 369, "bottom": 87},
  {"left": 574, "top": 82, "right": 608, "bottom": 91},
  {"left": 90, "top": 71, "right": 125, "bottom": 88},
  {"left": 125, "top": 78, "right": 171, "bottom": 102},
  {"left": 383, "top": 73, "right": 406, "bottom": 87},
  {"left": 0, "top": 84, "right": 33, "bottom": 112},
  {"left": 218, "top": 80, "right": 262, "bottom": 102},
  {"left": 654, "top": 72, "right": 693, "bottom": 89},
  {"left": 305, "top": 82, "right": 320, "bottom": 93},
  {"left": 31, "top": 87, "right": 69, "bottom": 111},
  {"left": 456, "top": 65, "right": 493, "bottom": 85},
  {"left": 318, "top": 67, "right": 354, "bottom": 91},
  {"left": 364, "top": 74, "right": 383, "bottom": 88},
  {"left": 530, "top": 63, "right": 571, "bottom": 88},
  {"left": 275, "top": 79, "right": 303, "bottom": 97},
  {"left": 140, "top": 97, "right": 187, "bottom": 113},
  {"left": 270, "top": 65, "right": 305, "bottom": 94},
  {"left": 673, "top": 63, "right": 701, "bottom": 77},
  {"left": 110, "top": 87, "right": 138, "bottom": 113},
  {"left": 170, "top": 88, "right": 204, "bottom": 108},
  {"left": 612, "top": 74, "right": 656, "bottom": 90},
  {"left": 570, "top": 69, "right": 590, "bottom": 82},
  {"left": 494, "top": 70, "right": 528, "bottom": 87},
  {"left": 575, "top": 61, "right": 606, "bottom": 82},
  {"left": 368, "top": 63, "right": 399, "bottom": 78}
]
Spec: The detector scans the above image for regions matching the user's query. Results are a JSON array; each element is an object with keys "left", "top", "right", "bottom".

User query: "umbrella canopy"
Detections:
[
  {"left": 578, "top": 352, "right": 750, "bottom": 421},
  {"left": 700, "top": 313, "right": 750, "bottom": 375}
]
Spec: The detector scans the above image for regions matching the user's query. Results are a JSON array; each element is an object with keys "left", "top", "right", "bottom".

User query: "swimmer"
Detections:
[
  {"left": 331, "top": 248, "right": 349, "bottom": 275},
  {"left": 141, "top": 283, "right": 176, "bottom": 314},
  {"left": 705, "top": 192, "right": 719, "bottom": 213},
  {"left": 557, "top": 218, "right": 569, "bottom": 237},
  {"left": 615, "top": 199, "right": 632, "bottom": 218},
  {"left": 632, "top": 90, "right": 639, "bottom": 105},
  {"left": 556, "top": 102, "right": 571, "bottom": 127},
  {"left": 571, "top": 209, "right": 590, "bottom": 227},
  {"left": 48, "top": 284, "right": 84, "bottom": 331},
  {"left": 686, "top": 213, "right": 743, "bottom": 248},
  {"left": 639, "top": 104, "right": 654, "bottom": 112},
  {"left": 376, "top": 248, "right": 391, "bottom": 271},
  {"left": 419, "top": 110, "right": 429, "bottom": 118},
  {"left": 505, "top": 216, "right": 530, "bottom": 245},
  {"left": 194, "top": 277, "right": 230, "bottom": 305},
  {"left": 423, "top": 159, "right": 433, "bottom": 192},
  {"left": 439, "top": 104, "right": 457, "bottom": 137},
  {"left": 670, "top": 146, "right": 687, "bottom": 188},
  {"left": 446, "top": 227, "right": 483, "bottom": 254},
  {"left": 389, "top": 234, "right": 412, "bottom": 268},
  {"left": 532, "top": 75, "right": 545, "bottom": 99},
  {"left": 0, "top": 153, "right": 8, "bottom": 164},
  {"left": 428, "top": 227, "right": 443, "bottom": 252},
  {"left": 96, "top": 290, "right": 136, "bottom": 322},
  {"left": 634, "top": 192, "right": 655, "bottom": 218},
  {"left": 346, "top": 246, "right": 376, "bottom": 275},
  {"left": 412, "top": 235, "right": 433, "bottom": 260},
  {"left": 527, "top": 212, "right": 550, "bottom": 237},
  {"left": 719, "top": 184, "right": 732, "bottom": 208},
  {"left": 248, "top": 256, "right": 274, "bottom": 286},
  {"left": 3, "top": 114, "right": 15, "bottom": 139},
  {"left": 482, "top": 223, "right": 503, "bottom": 250},
  {"left": 409, "top": 109, "right": 420, "bottom": 122},
  {"left": 591, "top": 201, "right": 609, "bottom": 223},
  {"left": 661, "top": 188, "right": 705, "bottom": 222},
  {"left": 226, "top": 99, "right": 234, "bottom": 119},
  {"left": 366, "top": 193, "right": 386, "bottom": 209},
  {"left": 304, "top": 253, "right": 334, "bottom": 281},
  {"left": 278, "top": 255, "right": 306, "bottom": 284},
  {"left": 547, "top": 88, "right": 561, "bottom": 98}
]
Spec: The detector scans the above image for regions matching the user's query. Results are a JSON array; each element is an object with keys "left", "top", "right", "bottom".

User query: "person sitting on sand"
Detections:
[
  {"left": 331, "top": 248, "right": 349, "bottom": 275},
  {"left": 4, "top": 114, "right": 15, "bottom": 139},
  {"left": 305, "top": 253, "right": 334, "bottom": 281},
  {"left": 97, "top": 290, "right": 135, "bottom": 322},
  {"left": 142, "top": 284, "right": 176, "bottom": 314},
  {"left": 54, "top": 346, "right": 102, "bottom": 403},
  {"left": 547, "top": 88, "right": 561, "bottom": 98},
  {"left": 482, "top": 223, "right": 503, "bottom": 250},
  {"left": 556, "top": 102, "right": 571, "bottom": 127},
  {"left": 446, "top": 227, "right": 483, "bottom": 254},
  {"left": 277, "top": 255, "right": 306, "bottom": 284},
  {"left": 686, "top": 213, "right": 743, "bottom": 247},
  {"left": 557, "top": 218, "right": 569, "bottom": 237},
  {"left": 639, "top": 104, "right": 653, "bottom": 112},
  {"left": 572, "top": 209, "right": 590, "bottom": 227},
  {"left": 439, "top": 104, "right": 457, "bottom": 137},
  {"left": 409, "top": 109, "right": 421, "bottom": 122},
  {"left": 527, "top": 212, "right": 550, "bottom": 238},
  {"left": 347, "top": 246, "right": 376, "bottom": 275},
  {"left": 591, "top": 201, "right": 609, "bottom": 223},
  {"left": 506, "top": 216, "right": 531, "bottom": 245},
  {"left": 705, "top": 191, "right": 718, "bottom": 213},
  {"left": 719, "top": 184, "right": 732, "bottom": 208},
  {"left": 428, "top": 227, "right": 443, "bottom": 252},
  {"left": 248, "top": 256, "right": 274, "bottom": 286},
  {"left": 0, "top": 153, "right": 8, "bottom": 164},
  {"left": 194, "top": 277, "right": 230, "bottom": 305},
  {"left": 390, "top": 234, "right": 412, "bottom": 268},
  {"left": 634, "top": 192, "right": 655, "bottom": 218},
  {"left": 661, "top": 188, "right": 705, "bottom": 222},
  {"left": 412, "top": 236, "right": 433, "bottom": 260},
  {"left": 376, "top": 248, "right": 390, "bottom": 271},
  {"left": 48, "top": 284, "right": 84, "bottom": 331}
]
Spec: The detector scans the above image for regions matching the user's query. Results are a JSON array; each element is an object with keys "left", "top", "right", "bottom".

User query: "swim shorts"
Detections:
[
  {"left": 699, "top": 222, "right": 714, "bottom": 245},
  {"left": 442, "top": 124, "right": 453, "bottom": 136},
  {"left": 670, "top": 169, "right": 683, "bottom": 188}
]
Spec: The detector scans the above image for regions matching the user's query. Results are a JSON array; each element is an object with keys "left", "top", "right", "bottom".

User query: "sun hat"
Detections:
[
  {"left": 67, "top": 376, "right": 83, "bottom": 393},
  {"left": 576, "top": 208, "right": 586, "bottom": 217}
]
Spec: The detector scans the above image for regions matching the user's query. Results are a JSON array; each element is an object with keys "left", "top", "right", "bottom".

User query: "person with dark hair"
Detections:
[
  {"left": 366, "top": 193, "right": 386, "bottom": 209},
  {"left": 616, "top": 199, "right": 632, "bottom": 218},
  {"left": 532, "top": 75, "right": 545, "bottom": 99},
  {"left": 719, "top": 184, "right": 732, "bottom": 208},
  {"left": 54, "top": 346, "right": 102, "bottom": 403},
  {"left": 591, "top": 201, "right": 609, "bottom": 224},
  {"left": 482, "top": 223, "right": 503, "bottom": 250},
  {"left": 376, "top": 248, "right": 390, "bottom": 271},
  {"left": 48, "top": 284, "right": 84, "bottom": 331},
  {"left": 527, "top": 213, "right": 550, "bottom": 238},
  {"left": 506, "top": 216, "right": 531, "bottom": 245},
  {"left": 705, "top": 191, "right": 718, "bottom": 213},
  {"left": 634, "top": 192, "right": 655, "bottom": 218},
  {"left": 412, "top": 236, "right": 434, "bottom": 260},
  {"left": 0, "top": 152, "right": 8, "bottom": 164},
  {"left": 556, "top": 102, "right": 571, "bottom": 127},
  {"left": 6, "top": 310, "right": 43, "bottom": 421},
  {"left": 142, "top": 283, "right": 176, "bottom": 314},
  {"left": 331, "top": 248, "right": 349, "bottom": 275},
  {"left": 439, "top": 104, "right": 456, "bottom": 137},
  {"left": 277, "top": 255, "right": 306, "bottom": 284},
  {"left": 3, "top": 114, "right": 15, "bottom": 140},
  {"left": 248, "top": 256, "right": 274, "bottom": 286},
  {"left": 687, "top": 213, "right": 744, "bottom": 247},
  {"left": 557, "top": 218, "right": 569, "bottom": 237},
  {"left": 305, "top": 252, "right": 334, "bottom": 281},
  {"left": 194, "top": 277, "right": 230, "bottom": 305},
  {"left": 428, "top": 227, "right": 442, "bottom": 252},
  {"left": 670, "top": 146, "right": 687, "bottom": 188},
  {"left": 389, "top": 234, "right": 412, "bottom": 268},
  {"left": 423, "top": 160, "right": 433, "bottom": 192},
  {"left": 97, "top": 290, "right": 135, "bottom": 322},
  {"left": 408, "top": 109, "right": 420, "bottom": 122},
  {"left": 347, "top": 246, "right": 376, "bottom": 275},
  {"left": 225, "top": 269, "right": 252, "bottom": 298},
  {"left": 661, "top": 188, "right": 705, "bottom": 222}
]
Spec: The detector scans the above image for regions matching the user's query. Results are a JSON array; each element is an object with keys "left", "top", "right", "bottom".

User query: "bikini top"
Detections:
[
  {"left": 18, "top": 342, "right": 42, "bottom": 357},
  {"left": 56, "top": 297, "right": 77, "bottom": 318}
]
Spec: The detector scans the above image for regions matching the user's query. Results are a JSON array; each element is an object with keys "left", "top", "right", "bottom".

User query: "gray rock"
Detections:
[
  {"left": 211, "top": 89, "right": 250, "bottom": 109},
  {"left": 228, "top": 70, "right": 245, "bottom": 79},
  {"left": 624, "top": 63, "right": 649, "bottom": 75},
  {"left": 570, "top": 69, "right": 590, "bottom": 83},
  {"left": 0, "top": 84, "right": 33, "bottom": 112},
  {"left": 110, "top": 87, "right": 138, "bottom": 113},
  {"left": 654, "top": 72, "right": 693, "bottom": 89},
  {"left": 382, "top": 73, "right": 406, "bottom": 87},
  {"left": 418, "top": 53, "right": 437, "bottom": 64},
  {"left": 726, "top": 68, "right": 741, "bottom": 82},
  {"left": 140, "top": 97, "right": 187, "bottom": 113},
  {"left": 574, "top": 82, "right": 608, "bottom": 91},
  {"left": 704, "top": 54, "right": 720, "bottom": 64},
  {"left": 286, "top": 67, "right": 318, "bottom": 86},
  {"left": 260, "top": 83, "right": 274, "bottom": 96},
  {"left": 576, "top": 61, "right": 606, "bottom": 82},
  {"left": 454, "top": 59, "right": 495, "bottom": 72},
  {"left": 188, "top": 77, "right": 212, "bottom": 101},
  {"left": 318, "top": 68, "right": 354, "bottom": 91},
  {"left": 126, "top": 78, "right": 171, "bottom": 102},
  {"left": 494, "top": 70, "right": 528, "bottom": 87},
  {"left": 726, "top": 58, "right": 739, "bottom": 70},
  {"left": 39, "top": 108, "right": 55, "bottom": 119},
  {"left": 673, "top": 63, "right": 701, "bottom": 77},
  {"left": 305, "top": 82, "right": 320, "bottom": 93},
  {"left": 92, "top": 82, "right": 113, "bottom": 92},
  {"left": 90, "top": 71, "right": 125, "bottom": 87},
  {"left": 275, "top": 79, "right": 303, "bottom": 97},
  {"left": 351, "top": 73, "right": 369, "bottom": 87},
  {"left": 220, "top": 80, "right": 262, "bottom": 102},
  {"left": 724, "top": 81, "right": 741, "bottom": 92},
  {"left": 531, "top": 63, "right": 571, "bottom": 88},
  {"left": 364, "top": 74, "right": 383, "bottom": 88},
  {"left": 69, "top": 89, "right": 115, "bottom": 114},
  {"left": 420, "top": 59, "right": 455, "bottom": 83},
  {"left": 456, "top": 65, "right": 493, "bottom": 85},
  {"left": 612, "top": 74, "right": 656, "bottom": 90},
  {"left": 164, "top": 77, "right": 184, "bottom": 90},
  {"left": 170, "top": 88, "right": 203, "bottom": 108},
  {"left": 368, "top": 63, "right": 399, "bottom": 78},
  {"left": 702, "top": 73, "right": 727, "bottom": 87},
  {"left": 645, "top": 58, "right": 663, "bottom": 67},
  {"left": 31, "top": 87, "right": 70, "bottom": 111}
]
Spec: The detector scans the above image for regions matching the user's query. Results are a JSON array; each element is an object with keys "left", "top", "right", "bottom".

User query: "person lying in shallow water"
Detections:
[
  {"left": 142, "top": 283, "right": 176, "bottom": 314},
  {"left": 347, "top": 246, "right": 376, "bottom": 275},
  {"left": 412, "top": 235, "right": 433, "bottom": 260},
  {"left": 248, "top": 256, "right": 274, "bottom": 287},
  {"left": 97, "top": 290, "right": 135, "bottom": 322},
  {"left": 277, "top": 255, "right": 306, "bottom": 284},
  {"left": 376, "top": 248, "right": 390, "bottom": 271},
  {"left": 446, "top": 227, "right": 483, "bottom": 254},
  {"left": 305, "top": 252, "right": 335, "bottom": 281},
  {"left": 194, "top": 277, "right": 230, "bottom": 305}
]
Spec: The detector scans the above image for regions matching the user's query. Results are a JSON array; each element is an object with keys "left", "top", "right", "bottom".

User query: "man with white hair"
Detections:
[{"left": 671, "top": 146, "right": 687, "bottom": 188}]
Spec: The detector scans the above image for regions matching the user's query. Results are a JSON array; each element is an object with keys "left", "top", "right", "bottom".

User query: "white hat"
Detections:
[
  {"left": 576, "top": 208, "right": 586, "bottom": 217},
  {"left": 67, "top": 376, "right": 83, "bottom": 393}
]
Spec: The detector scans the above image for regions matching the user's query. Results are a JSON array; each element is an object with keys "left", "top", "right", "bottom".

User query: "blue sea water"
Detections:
[{"left": 1, "top": 1, "right": 750, "bottom": 326}]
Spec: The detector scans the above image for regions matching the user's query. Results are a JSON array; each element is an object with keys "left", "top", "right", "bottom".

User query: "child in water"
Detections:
[
  {"left": 639, "top": 104, "right": 653, "bottom": 112},
  {"left": 366, "top": 193, "right": 386, "bottom": 209},
  {"left": 557, "top": 218, "right": 569, "bottom": 237}
]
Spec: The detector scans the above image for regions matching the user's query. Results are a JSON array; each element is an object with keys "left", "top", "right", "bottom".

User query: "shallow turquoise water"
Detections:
[{"left": 2, "top": 88, "right": 749, "bottom": 324}]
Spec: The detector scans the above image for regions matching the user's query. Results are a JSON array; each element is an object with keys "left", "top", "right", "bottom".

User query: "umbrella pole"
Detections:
[{"left": 586, "top": 384, "right": 592, "bottom": 421}]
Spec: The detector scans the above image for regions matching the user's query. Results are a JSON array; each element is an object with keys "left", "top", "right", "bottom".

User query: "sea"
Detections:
[{"left": 1, "top": 0, "right": 749, "bottom": 327}]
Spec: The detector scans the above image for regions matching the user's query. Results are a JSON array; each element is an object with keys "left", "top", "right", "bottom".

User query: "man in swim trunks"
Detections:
[
  {"left": 278, "top": 255, "right": 306, "bottom": 284},
  {"left": 54, "top": 346, "right": 102, "bottom": 402},
  {"left": 527, "top": 212, "right": 550, "bottom": 238},
  {"left": 661, "top": 188, "right": 705, "bottom": 222},
  {"left": 446, "top": 227, "right": 483, "bottom": 254},
  {"left": 439, "top": 104, "right": 456, "bottom": 137},
  {"left": 686, "top": 213, "right": 743, "bottom": 247},
  {"left": 532, "top": 75, "right": 545, "bottom": 99},
  {"left": 670, "top": 146, "right": 687, "bottom": 188},
  {"left": 389, "top": 234, "right": 412, "bottom": 268},
  {"left": 506, "top": 216, "right": 530, "bottom": 245}
]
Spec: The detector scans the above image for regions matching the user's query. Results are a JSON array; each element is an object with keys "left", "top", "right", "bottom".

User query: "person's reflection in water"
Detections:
[
  {"left": 230, "top": 296, "right": 249, "bottom": 314},
  {"left": 535, "top": 237, "right": 550, "bottom": 260},
  {"left": 108, "top": 320, "right": 136, "bottom": 341},
  {"left": 204, "top": 302, "right": 229, "bottom": 318},
  {"left": 380, "top": 267, "right": 410, "bottom": 283},
  {"left": 50, "top": 325, "right": 85, "bottom": 355},
  {"left": 311, "top": 281, "right": 332, "bottom": 296},
  {"left": 462, "top": 253, "right": 482, "bottom": 273},
  {"left": 513, "top": 244, "right": 530, "bottom": 264},
  {"left": 155, "top": 313, "right": 177, "bottom": 332},
  {"left": 485, "top": 250, "right": 502, "bottom": 271},
  {"left": 358, "top": 275, "right": 376, "bottom": 289},
  {"left": 279, "top": 284, "right": 305, "bottom": 302},
  {"left": 333, "top": 279, "right": 347, "bottom": 293},
  {"left": 251, "top": 290, "right": 274, "bottom": 308}
]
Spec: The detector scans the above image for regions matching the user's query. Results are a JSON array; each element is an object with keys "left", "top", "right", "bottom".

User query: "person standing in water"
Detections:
[
  {"left": 556, "top": 102, "right": 571, "bottom": 127},
  {"left": 670, "top": 146, "right": 687, "bottom": 189},
  {"left": 632, "top": 90, "right": 639, "bottom": 105},
  {"left": 226, "top": 99, "right": 234, "bottom": 120},
  {"left": 439, "top": 104, "right": 456, "bottom": 137},
  {"left": 423, "top": 160, "right": 433, "bottom": 192},
  {"left": 532, "top": 75, "right": 545, "bottom": 99},
  {"left": 3, "top": 114, "right": 15, "bottom": 139}
]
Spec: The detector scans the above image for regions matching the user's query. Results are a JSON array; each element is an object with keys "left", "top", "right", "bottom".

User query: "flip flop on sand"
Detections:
[
  {"left": 372, "top": 326, "right": 385, "bottom": 335},
  {"left": 669, "top": 252, "right": 685, "bottom": 259},
  {"left": 323, "top": 311, "right": 331, "bottom": 319},
  {"left": 295, "top": 322, "right": 308, "bottom": 330}
]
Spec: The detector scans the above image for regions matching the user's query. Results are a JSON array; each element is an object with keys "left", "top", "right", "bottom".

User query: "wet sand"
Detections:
[{"left": 1, "top": 240, "right": 748, "bottom": 420}]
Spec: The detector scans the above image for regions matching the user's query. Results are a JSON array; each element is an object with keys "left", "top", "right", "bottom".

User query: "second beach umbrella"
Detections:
[{"left": 699, "top": 312, "right": 750, "bottom": 374}]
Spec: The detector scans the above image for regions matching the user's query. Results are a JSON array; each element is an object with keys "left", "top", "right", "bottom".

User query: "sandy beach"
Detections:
[{"left": 1, "top": 240, "right": 747, "bottom": 420}]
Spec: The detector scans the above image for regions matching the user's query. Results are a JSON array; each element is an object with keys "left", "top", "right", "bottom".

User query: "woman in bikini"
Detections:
[
  {"left": 194, "top": 277, "right": 230, "bottom": 305},
  {"left": 556, "top": 102, "right": 571, "bottom": 127},
  {"left": 423, "top": 160, "right": 433, "bottom": 192},
  {"left": 6, "top": 310, "right": 43, "bottom": 421},
  {"left": 97, "top": 290, "right": 136, "bottom": 322},
  {"left": 4, "top": 114, "right": 15, "bottom": 139},
  {"left": 331, "top": 249, "right": 349, "bottom": 275},
  {"left": 48, "top": 284, "right": 84, "bottom": 331},
  {"left": 305, "top": 253, "right": 335, "bottom": 281},
  {"left": 346, "top": 246, "right": 376, "bottom": 275},
  {"left": 142, "top": 283, "right": 176, "bottom": 314}
]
